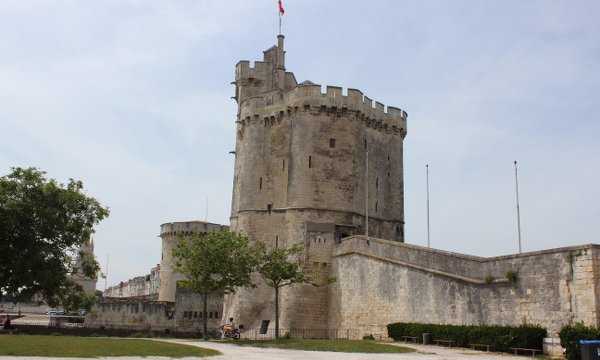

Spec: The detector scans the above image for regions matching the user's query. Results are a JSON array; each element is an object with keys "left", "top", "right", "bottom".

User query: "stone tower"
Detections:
[
  {"left": 158, "top": 221, "right": 228, "bottom": 302},
  {"left": 226, "top": 35, "right": 408, "bottom": 331}
]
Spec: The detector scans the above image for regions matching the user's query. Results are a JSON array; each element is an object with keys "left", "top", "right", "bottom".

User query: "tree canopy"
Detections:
[
  {"left": 0, "top": 167, "right": 109, "bottom": 308},
  {"left": 172, "top": 230, "right": 258, "bottom": 339},
  {"left": 256, "top": 242, "right": 327, "bottom": 340}
]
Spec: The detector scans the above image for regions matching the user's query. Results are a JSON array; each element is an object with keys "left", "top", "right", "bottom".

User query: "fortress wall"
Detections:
[
  {"left": 86, "top": 298, "right": 174, "bottom": 331},
  {"left": 330, "top": 236, "right": 600, "bottom": 337},
  {"left": 87, "top": 287, "right": 222, "bottom": 333}
]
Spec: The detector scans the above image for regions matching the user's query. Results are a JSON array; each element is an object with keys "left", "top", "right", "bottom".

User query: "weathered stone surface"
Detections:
[
  {"left": 226, "top": 35, "right": 406, "bottom": 331},
  {"left": 330, "top": 237, "right": 600, "bottom": 337}
]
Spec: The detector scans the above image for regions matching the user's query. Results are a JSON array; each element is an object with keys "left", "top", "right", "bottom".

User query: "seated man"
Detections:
[{"left": 223, "top": 317, "right": 237, "bottom": 334}]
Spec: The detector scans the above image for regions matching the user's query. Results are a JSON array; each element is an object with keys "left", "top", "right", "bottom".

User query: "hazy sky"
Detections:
[{"left": 1, "top": 0, "right": 599, "bottom": 289}]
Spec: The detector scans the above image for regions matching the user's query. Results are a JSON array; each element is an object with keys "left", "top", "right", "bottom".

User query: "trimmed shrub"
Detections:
[
  {"left": 387, "top": 322, "right": 546, "bottom": 353},
  {"left": 559, "top": 322, "right": 600, "bottom": 360}
]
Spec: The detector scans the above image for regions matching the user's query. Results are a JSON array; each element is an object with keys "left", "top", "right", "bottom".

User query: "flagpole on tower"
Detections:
[{"left": 278, "top": 0, "right": 285, "bottom": 35}]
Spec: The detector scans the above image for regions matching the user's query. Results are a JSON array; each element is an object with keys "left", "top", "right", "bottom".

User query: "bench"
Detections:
[
  {"left": 401, "top": 336, "right": 418, "bottom": 343},
  {"left": 470, "top": 343, "right": 491, "bottom": 352},
  {"left": 509, "top": 347, "right": 542, "bottom": 357},
  {"left": 433, "top": 339, "right": 454, "bottom": 347}
]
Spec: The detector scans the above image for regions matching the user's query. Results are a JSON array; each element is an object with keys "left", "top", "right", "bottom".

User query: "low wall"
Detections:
[
  {"left": 329, "top": 236, "right": 600, "bottom": 338},
  {"left": 86, "top": 286, "right": 223, "bottom": 334}
]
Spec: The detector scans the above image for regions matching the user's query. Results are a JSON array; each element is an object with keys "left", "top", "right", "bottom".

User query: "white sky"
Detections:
[{"left": 1, "top": 0, "right": 599, "bottom": 288}]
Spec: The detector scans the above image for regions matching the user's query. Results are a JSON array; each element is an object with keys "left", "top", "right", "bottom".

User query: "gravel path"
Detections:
[{"left": 0, "top": 338, "right": 527, "bottom": 360}]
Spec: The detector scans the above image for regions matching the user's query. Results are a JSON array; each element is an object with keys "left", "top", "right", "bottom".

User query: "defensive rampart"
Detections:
[{"left": 329, "top": 236, "right": 600, "bottom": 338}]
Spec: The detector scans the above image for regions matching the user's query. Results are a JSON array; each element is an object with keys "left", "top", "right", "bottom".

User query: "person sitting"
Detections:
[
  {"left": 3, "top": 315, "right": 14, "bottom": 330},
  {"left": 223, "top": 317, "right": 237, "bottom": 334}
]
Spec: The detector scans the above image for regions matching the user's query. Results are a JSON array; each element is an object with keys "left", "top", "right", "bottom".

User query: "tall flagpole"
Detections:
[
  {"left": 426, "top": 164, "right": 431, "bottom": 248},
  {"left": 278, "top": 0, "right": 284, "bottom": 35},
  {"left": 514, "top": 161, "right": 522, "bottom": 253}
]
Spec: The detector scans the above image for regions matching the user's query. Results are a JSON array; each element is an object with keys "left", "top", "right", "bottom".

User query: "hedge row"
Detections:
[
  {"left": 559, "top": 322, "right": 600, "bottom": 360},
  {"left": 387, "top": 322, "right": 546, "bottom": 352}
]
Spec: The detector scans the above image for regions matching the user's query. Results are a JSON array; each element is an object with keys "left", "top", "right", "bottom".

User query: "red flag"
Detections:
[{"left": 278, "top": 0, "right": 284, "bottom": 15}]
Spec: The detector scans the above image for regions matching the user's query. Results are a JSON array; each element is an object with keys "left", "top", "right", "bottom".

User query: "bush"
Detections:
[
  {"left": 129, "top": 331, "right": 153, "bottom": 338},
  {"left": 559, "top": 322, "right": 600, "bottom": 360},
  {"left": 387, "top": 322, "right": 546, "bottom": 353},
  {"left": 281, "top": 332, "right": 291, "bottom": 340},
  {"left": 505, "top": 268, "right": 518, "bottom": 282},
  {"left": 363, "top": 334, "right": 375, "bottom": 340}
]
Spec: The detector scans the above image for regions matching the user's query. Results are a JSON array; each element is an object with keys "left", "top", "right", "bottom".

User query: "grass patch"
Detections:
[
  {"left": 235, "top": 339, "right": 415, "bottom": 353},
  {"left": 0, "top": 334, "right": 220, "bottom": 357}
]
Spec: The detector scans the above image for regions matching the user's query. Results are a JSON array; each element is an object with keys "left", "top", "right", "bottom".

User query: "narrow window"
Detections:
[
  {"left": 267, "top": 204, "right": 272, "bottom": 214},
  {"left": 375, "top": 202, "right": 378, "bottom": 213},
  {"left": 364, "top": 139, "right": 367, "bottom": 149},
  {"left": 309, "top": 156, "right": 312, "bottom": 168},
  {"left": 209, "top": 312, "right": 213, "bottom": 319},
  {"left": 215, "top": 312, "right": 218, "bottom": 319},
  {"left": 329, "top": 138, "right": 336, "bottom": 148},
  {"left": 376, "top": 177, "right": 379, "bottom": 190},
  {"left": 259, "top": 177, "right": 262, "bottom": 189},
  {"left": 282, "top": 159, "right": 285, "bottom": 171},
  {"left": 276, "top": 235, "right": 279, "bottom": 248}
]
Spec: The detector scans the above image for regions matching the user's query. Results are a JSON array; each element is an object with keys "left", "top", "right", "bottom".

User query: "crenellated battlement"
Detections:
[
  {"left": 236, "top": 60, "right": 269, "bottom": 82},
  {"left": 238, "top": 82, "right": 407, "bottom": 137},
  {"left": 159, "top": 221, "right": 228, "bottom": 238}
]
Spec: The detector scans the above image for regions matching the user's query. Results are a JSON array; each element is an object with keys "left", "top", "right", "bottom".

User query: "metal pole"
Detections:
[
  {"left": 514, "top": 160, "right": 522, "bottom": 253},
  {"left": 426, "top": 164, "right": 431, "bottom": 248},
  {"left": 365, "top": 148, "right": 369, "bottom": 238},
  {"left": 104, "top": 253, "right": 109, "bottom": 291}
]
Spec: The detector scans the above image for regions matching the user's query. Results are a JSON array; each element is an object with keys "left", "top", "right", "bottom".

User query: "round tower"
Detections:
[
  {"left": 226, "top": 35, "right": 408, "bottom": 331},
  {"left": 158, "top": 221, "right": 228, "bottom": 302}
]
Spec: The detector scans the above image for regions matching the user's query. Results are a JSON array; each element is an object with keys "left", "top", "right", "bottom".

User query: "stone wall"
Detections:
[
  {"left": 329, "top": 236, "right": 600, "bottom": 338},
  {"left": 87, "top": 285, "right": 223, "bottom": 334}
]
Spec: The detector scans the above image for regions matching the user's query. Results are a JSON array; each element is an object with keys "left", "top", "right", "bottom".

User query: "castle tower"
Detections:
[
  {"left": 158, "top": 221, "right": 228, "bottom": 302},
  {"left": 73, "top": 239, "right": 98, "bottom": 294},
  {"left": 226, "top": 35, "right": 408, "bottom": 331}
]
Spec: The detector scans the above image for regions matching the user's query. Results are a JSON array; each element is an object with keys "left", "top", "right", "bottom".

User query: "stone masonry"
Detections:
[
  {"left": 225, "top": 35, "right": 407, "bottom": 331},
  {"left": 329, "top": 237, "right": 600, "bottom": 338}
]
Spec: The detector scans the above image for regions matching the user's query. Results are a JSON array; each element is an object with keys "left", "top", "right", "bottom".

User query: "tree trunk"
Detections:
[
  {"left": 275, "top": 285, "right": 280, "bottom": 341},
  {"left": 203, "top": 294, "right": 208, "bottom": 340}
]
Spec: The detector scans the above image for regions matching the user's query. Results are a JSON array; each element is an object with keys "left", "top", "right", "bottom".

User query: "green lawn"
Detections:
[
  {"left": 234, "top": 339, "right": 415, "bottom": 353},
  {"left": 0, "top": 334, "right": 220, "bottom": 357}
]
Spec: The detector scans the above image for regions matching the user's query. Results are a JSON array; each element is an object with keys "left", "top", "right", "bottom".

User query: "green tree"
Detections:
[
  {"left": 0, "top": 167, "right": 109, "bottom": 310},
  {"left": 172, "top": 230, "right": 258, "bottom": 340},
  {"left": 256, "top": 242, "right": 333, "bottom": 340}
]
